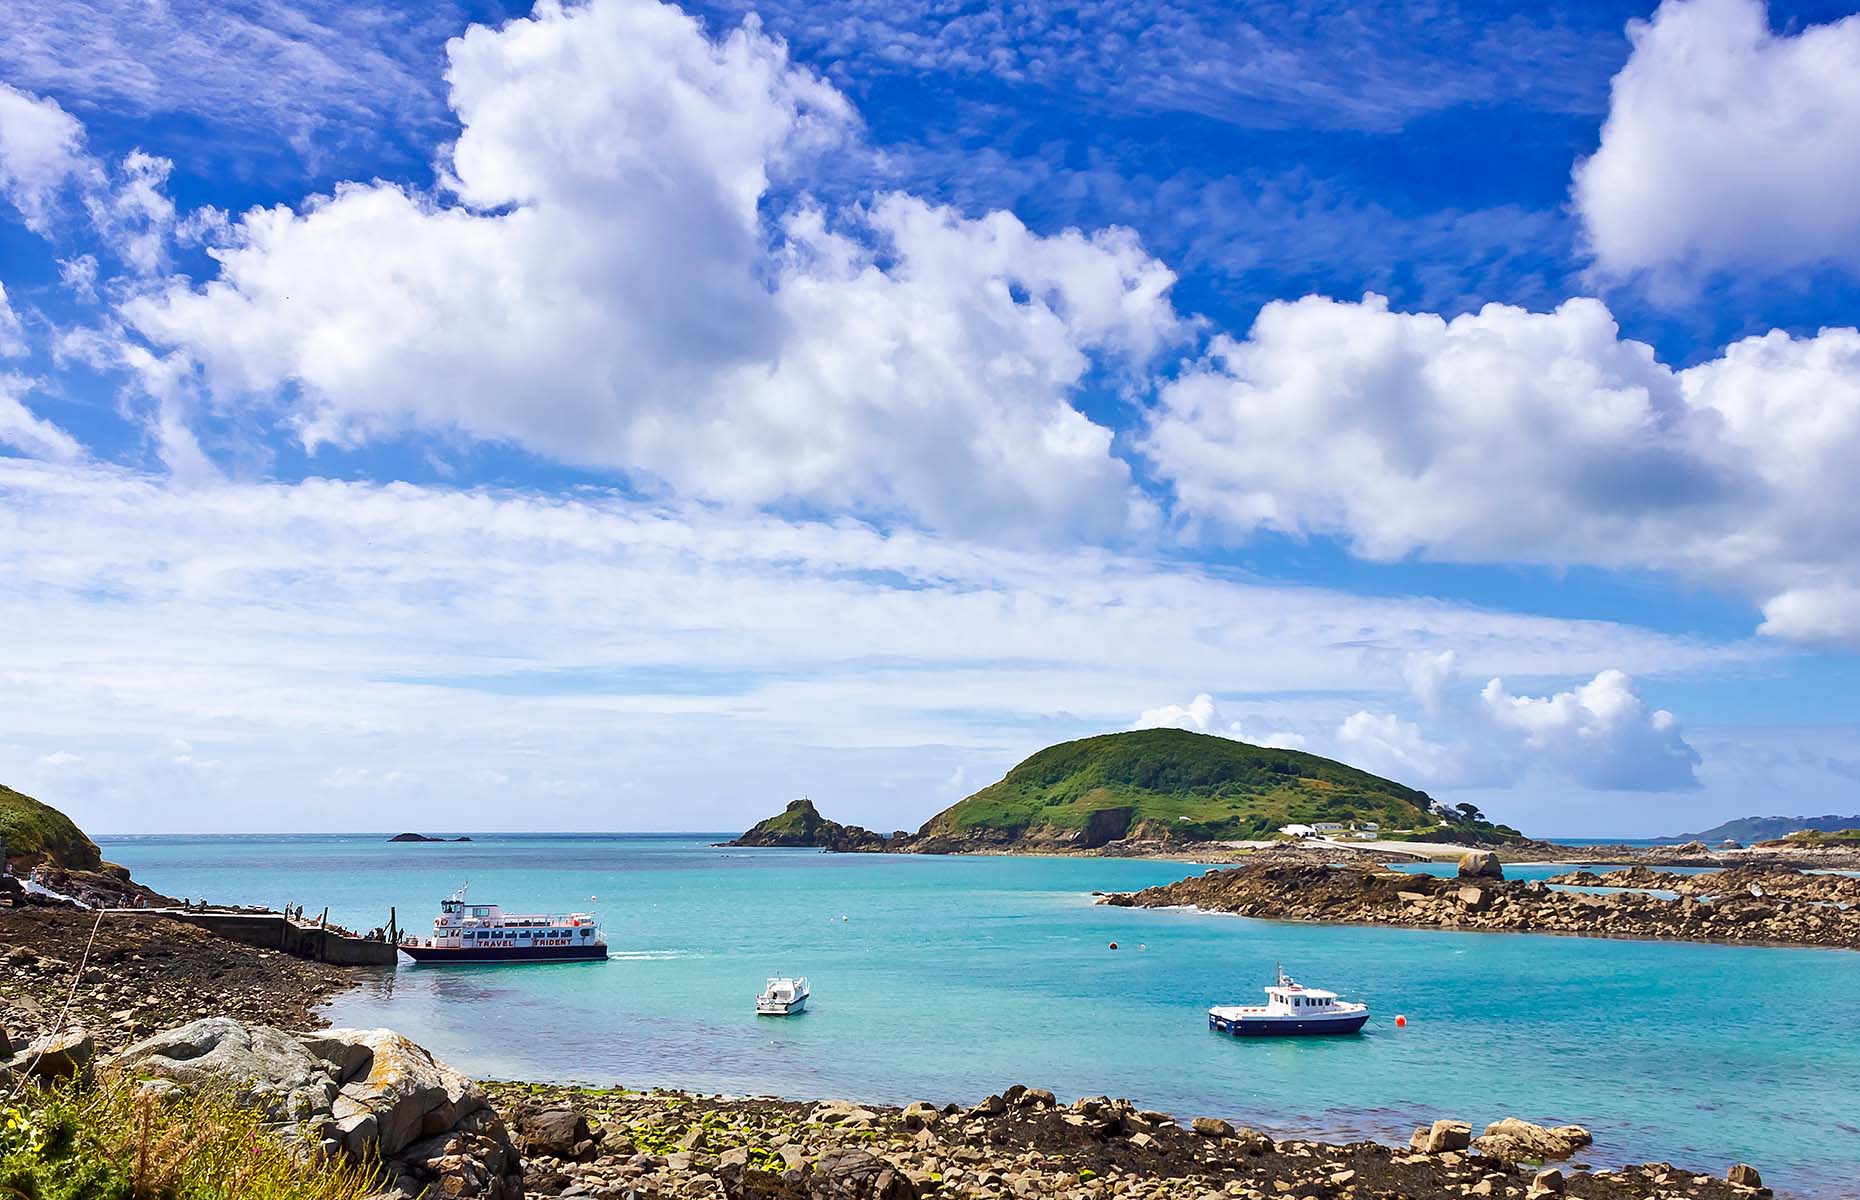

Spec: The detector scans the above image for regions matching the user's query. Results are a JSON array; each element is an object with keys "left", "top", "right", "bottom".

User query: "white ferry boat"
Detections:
[
  {"left": 756, "top": 976, "right": 810, "bottom": 1015},
  {"left": 1208, "top": 966, "right": 1368, "bottom": 1037},
  {"left": 401, "top": 887, "right": 606, "bottom": 963}
]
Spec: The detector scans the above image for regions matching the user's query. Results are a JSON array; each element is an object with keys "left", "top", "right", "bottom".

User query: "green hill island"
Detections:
[{"left": 728, "top": 728, "right": 1522, "bottom": 854}]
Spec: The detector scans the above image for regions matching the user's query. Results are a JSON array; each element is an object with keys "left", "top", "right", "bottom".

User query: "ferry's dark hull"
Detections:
[
  {"left": 402, "top": 943, "right": 607, "bottom": 964},
  {"left": 1209, "top": 1012, "right": 1368, "bottom": 1037}
]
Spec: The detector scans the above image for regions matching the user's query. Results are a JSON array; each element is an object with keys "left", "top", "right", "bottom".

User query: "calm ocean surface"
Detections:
[{"left": 95, "top": 834, "right": 1858, "bottom": 1197}]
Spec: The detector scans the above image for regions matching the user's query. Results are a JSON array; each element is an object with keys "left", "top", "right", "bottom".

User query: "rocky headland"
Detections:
[{"left": 1103, "top": 854, "right": 1860, "bottom": 951}]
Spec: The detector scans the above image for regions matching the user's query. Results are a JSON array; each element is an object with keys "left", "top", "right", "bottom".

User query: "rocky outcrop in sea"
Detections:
[
  {"left": 1103, "top": 858, "right": 1860, "bottom": 950},
  {"left": 724, "top": 798, "right": 891, "bottom": 851}
]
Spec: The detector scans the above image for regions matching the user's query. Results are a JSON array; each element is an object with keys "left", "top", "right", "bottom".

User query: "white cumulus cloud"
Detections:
[
  {"left": 1336, "top": 710, "right": 1461, "bottom": 783},
  {"left": 0, "top": 281, "right": 25, "bottom": 356},
  {"left": 0, "top": 456, "right": 1733, "bottom": 830},
  {"left": 0, "top": 373, "right": 83, "bottom": 462},
  {"left": 118, "top": 0, "right": 1184, "bottom": 539},
  {"left": 1479, "top": 670, "right": 1701, "bottom": 791},
  {"left": 0, "top": 81, "right": 92, "bottom": 231},
  {"left": 1144, "top": 293, "right": 1860, "bottom": 648},
  {"left": 1574, "top": 0, "right": 1860, "bottom": 287},
  {"left": 1336, "top": 657, "right": 1701, "bottom": 793},
  {"left": 1131, "top": 692, "right": 1305, "bottom": 748}
]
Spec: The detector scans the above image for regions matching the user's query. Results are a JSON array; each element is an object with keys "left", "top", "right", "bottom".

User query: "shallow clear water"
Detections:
[{"left": 97, "top": 834, "right": 1859, "bottom": 1197}]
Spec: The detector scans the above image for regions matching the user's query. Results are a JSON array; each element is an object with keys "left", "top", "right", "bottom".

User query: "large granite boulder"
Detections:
[
  {"left": 809, "top": 1147, "right": 920, "bottom": 1199},
  {"left": 1471, "top": 1118, "right": 1592, "bottom": 1162},
  {"left": 0, "top": 1027, "right": 96, "bottom": 1088},
  {"left": 1457, "top": 851, "right": 1503, "bottom": 880},
  {"left": 507, "top": 1102, "right": 600, "bottom": 1161},
  {"left": 1409, "top": 1119, "right": 1472, "bottom": 1153},
  {"left": 112, "top": 1018, "right": 334, "bottom": 1122},
  {"left": 107, "top": 1018, "right": 520, "bottom": 1199}
]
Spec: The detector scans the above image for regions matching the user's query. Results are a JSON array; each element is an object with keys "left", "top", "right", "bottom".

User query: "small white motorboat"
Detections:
[
  {"left": 756, "top": 976, "right": 810, "bottom": 1016},
  {"left": 1208, "top": 965, "right": 1367, "bottom": 1037}
]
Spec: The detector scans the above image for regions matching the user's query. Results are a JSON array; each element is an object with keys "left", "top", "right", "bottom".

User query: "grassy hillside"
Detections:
[
  {"left": 0, "top": 782, "right": 102, "bottom": 870},
  {"left": 1760, "top": 828, "right": 1860, "bottom": 847},
  {"left": 1661, "top": 814, "right": 1860, "bottom": 844},
  {"left": 918, "top": 728, "right": 1507, "bottom": 845},
  {"left": 740, "top": 798, "right": 828, "bottom": 842}
]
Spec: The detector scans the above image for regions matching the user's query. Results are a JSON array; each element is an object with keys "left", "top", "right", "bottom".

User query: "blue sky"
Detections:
[{"left": 0, "top": 0, "right": 1857, "bottom": 836}]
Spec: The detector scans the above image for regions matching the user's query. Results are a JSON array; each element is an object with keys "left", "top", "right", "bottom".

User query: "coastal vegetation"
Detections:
[
  {"left": 0, "top": 1078, "right": 378, "bottom": 1200},
  {"left": 1759, "top": 827, "right": 1860, "bottom": 847},
  {"left": 730, "top": 730, "right": 1526, "bottom": 854},
  {"left": 914, "top": 729, "right": 1520, "bottom": 848},
  {"left": 0, "top": 783, "right": 103, "bottom": 872},
  {"left": 1659, "top": 813, "right": 1860, "bottom": 844}
]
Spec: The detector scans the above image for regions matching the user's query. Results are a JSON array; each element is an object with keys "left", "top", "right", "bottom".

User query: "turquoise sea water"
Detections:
[{"left": 96, "top": 834, "right": 1858, "bottom": 1197}]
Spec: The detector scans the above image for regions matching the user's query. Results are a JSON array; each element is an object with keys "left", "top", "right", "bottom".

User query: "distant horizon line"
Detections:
[{"left": 88, "top": 829, "right": 1684, "bottom": 843}]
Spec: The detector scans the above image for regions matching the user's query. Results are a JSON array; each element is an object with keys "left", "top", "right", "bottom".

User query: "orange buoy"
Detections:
[
  {"left": 1395, "top": 1014, "right": 1407, "bottom": 1027},
  {"left": 1109, "top": 941, "right": 1119, "bottom": 950}
]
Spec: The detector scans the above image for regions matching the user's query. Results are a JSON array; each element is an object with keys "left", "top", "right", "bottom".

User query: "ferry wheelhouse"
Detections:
[
  {"left": 401, "top": 888, "right": 607, "bottom": 963},
  {"left": 1208, "top": 966, "right": 1368, "bottom": 1037}
]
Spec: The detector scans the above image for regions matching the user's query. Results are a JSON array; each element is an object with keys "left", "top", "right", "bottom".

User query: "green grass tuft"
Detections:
[{"left": 0, "top": 1076, "right": 379, "bottom": 1200}]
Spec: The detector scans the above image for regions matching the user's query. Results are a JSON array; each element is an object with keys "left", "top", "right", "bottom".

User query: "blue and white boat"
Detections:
[
  {"left": 756, "top": 976, "right": 810, "bottom": 1015},
  {"left": 1208, "top": 966, "right": 1368, "bottom": 1036}
]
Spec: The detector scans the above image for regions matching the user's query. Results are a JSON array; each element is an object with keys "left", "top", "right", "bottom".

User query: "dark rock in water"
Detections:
[
  {"left": 725, "top": 798, "right": 890, "bottom": 852},
  {"left": 454, "top": 836, "right": 473, "bottom": 842},
  {"left": 1728, "top": 1163, "right": 1762, "bottom": 1187},
  {"left": 388, "top": 833, "right": 446, "bottom": 843}
]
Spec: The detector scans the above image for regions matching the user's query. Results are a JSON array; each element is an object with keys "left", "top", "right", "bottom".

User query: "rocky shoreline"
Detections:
[
  {"left": 483, "top": 1080, "right": 1769, "bottom": 1200},
  {"left": 0, "top": 904, "right": 355, "bottom": 1052},
  {"left": 2, "top": 897, "right": 1783, "bottom": 1200},
  {"left": 1103, "top": 857, "right": 1860, "bottom": 951}
]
